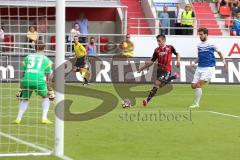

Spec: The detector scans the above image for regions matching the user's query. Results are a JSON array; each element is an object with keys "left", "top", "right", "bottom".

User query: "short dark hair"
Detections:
[
  {"left": 90, "top": 36, "right": 95, "bottom": 40},
  {"left": 74, "top": 23, "right": 79, "bottom": 26},
  {"left": 198, "top": 27, "right": 208, "bottom": 35},
  {"left": 35, "top": 40, "right": 45, "bottom": 51},
  {"left": 156, "top": 34, "right": 166, "bottom": 40},
  {"left": 29, "top": 26, "right": 35, "bottom": 30}
]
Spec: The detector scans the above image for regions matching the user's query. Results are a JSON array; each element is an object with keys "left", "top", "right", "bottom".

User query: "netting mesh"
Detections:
[{"left": 0, "top": 0, "right": 55, "bottom": 156}]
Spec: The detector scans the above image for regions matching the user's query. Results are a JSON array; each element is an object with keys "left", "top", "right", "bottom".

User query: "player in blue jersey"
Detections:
[{"left": 189, "top": 28, "right": 227, "bottom": 108}]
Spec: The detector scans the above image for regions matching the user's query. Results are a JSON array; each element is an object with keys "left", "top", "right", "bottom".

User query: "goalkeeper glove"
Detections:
[
  {"left": 48, "top": 90, "right": 55, "bottom": 101},
  {"left": 16, "top": 89, "right": 22, "bottom": 100}
]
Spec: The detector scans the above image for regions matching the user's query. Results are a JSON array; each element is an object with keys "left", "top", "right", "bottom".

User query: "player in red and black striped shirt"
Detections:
[{"left": 138, "top": 34, "right": 181, "bottom": 106}]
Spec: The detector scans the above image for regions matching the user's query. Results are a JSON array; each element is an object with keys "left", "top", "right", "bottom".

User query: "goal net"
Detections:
[{"left": 0, "top": 0, "right": 62, "bottom": 157}]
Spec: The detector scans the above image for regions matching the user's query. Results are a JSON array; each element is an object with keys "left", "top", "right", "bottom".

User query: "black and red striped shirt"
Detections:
[{"left": 151, "top": 45, "right": 178, "bottom": 72}]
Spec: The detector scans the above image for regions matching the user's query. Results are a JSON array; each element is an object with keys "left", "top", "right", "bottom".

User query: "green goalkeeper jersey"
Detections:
[{"left": 21, "top": 53, "right": 53, "bottom": 86}]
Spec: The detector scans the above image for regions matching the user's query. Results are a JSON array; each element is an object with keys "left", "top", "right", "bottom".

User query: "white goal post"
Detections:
[{"left": 54, "top": 0, "right": 65, "bottom": 157}]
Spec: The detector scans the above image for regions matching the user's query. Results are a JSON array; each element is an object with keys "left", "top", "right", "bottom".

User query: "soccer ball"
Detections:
[{"left": 121, "top": 99, "right": 132, "bottom": 108}]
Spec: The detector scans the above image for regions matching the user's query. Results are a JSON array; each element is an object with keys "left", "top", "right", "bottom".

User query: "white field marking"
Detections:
[
  {"left": 0, "top": 131, "right": 52, "bottom": 154},
  {"left": 0, "top": 152, "right": 73, "bottom": 160},
  {"left": 67, "top": 110, "right": 207, "bottom": 114},
  {"left": 123, "top": 110, "right": 207, "bottom": 113},
  {"left": 66, "top": 110, "right": 240, "bottom": 120},
  {"left": 165, "top": 94, "right": 238, "bottom": 96},
  {"left": 57, "top": 155, "right": 73, "bottom": 160},
  {"left": 0, "top": 152, "right": 52, "bottom": 157},
  {"left": 0, "top": 131, "right": 73, "bottom": 160},
  {"left": 206, "top": 110, "right": 240, "bottom": 119}
]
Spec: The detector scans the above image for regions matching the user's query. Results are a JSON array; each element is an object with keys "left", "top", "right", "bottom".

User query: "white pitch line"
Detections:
[
  {"left": 0, "top": 132, "right": 73, "bottom": 160},
  {"left": 169, "top": 94, "right": 238, "bottom": 96},
  {"left": 207, "top": 111, "right": 240, "bottom": 119},
  {"left": 0, "top": 152, "right": 52, "bottom": 157},
  {"left": 61, "top": 110, "right": 208, "bottom": 114},
  {"left": 0, "top": 131, "right": 52, "bottom": 154},
  {"left": 57, "top": 155, "right": 73, "bottom": 160}
]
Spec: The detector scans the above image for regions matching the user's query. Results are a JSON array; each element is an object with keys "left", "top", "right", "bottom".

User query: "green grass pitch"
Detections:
[{"left": 0, "top": 83, "right": 240, "bottom": 160}]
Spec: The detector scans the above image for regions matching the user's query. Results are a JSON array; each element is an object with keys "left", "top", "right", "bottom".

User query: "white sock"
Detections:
[
  {"left": 194, "top": 88, "right": 202, "bottom": 104},
  {"left": 16, "top": 100, "right": 29, "bottom": 121},
  {"left": 42, "top": 98, "right": 50, "bottom": 120}
]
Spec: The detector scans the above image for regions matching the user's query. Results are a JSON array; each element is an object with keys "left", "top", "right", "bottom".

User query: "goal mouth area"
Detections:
[
  {"left": 0, "top": 131, "right": 52, "bottom": 157},
  {"left": 0, "top": 0, "right": 65, "bottom": 158}
]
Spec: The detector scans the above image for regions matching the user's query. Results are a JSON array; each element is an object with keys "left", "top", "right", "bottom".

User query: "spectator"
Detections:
[
  {"left": 70, "top": 23, "right": 81, "bottom": 41},
  {"left": 0, "top": 26, "right": 4, "bottom": 52},
  {"left": 70, "top": 23, "right": 81, "bottom": 51},
  {"left": 217, "top": 0, "right": 229, "bottom": 11},
  {"left": 229, "top": 0, "right": 239, "bottom": 8},
  {"left": 159, "top": 6, "right": 170, "bottom": 35},
  {"left": 85, "top": 37, "right": 97, "bottom": 56},
  {"left": 232, "top": 12, "right": 240, "bottom": 36},
  {"left": 75, "top": 12, "right": 88, "bottom": 45},
  {"left": 121, "top": 34, "right": 134, "bottom": 57},
  {"left": 175, "top": 3, "right": 184, "bottom": 35},
  {"left": 181, "top": 4, "right": 195, "bottom": 35},
  {"left": 232, "top": 2, "right": 240, "bottom": 17},
  {"left": 27, "top": 26, "right": 38, "bottom": 49}
]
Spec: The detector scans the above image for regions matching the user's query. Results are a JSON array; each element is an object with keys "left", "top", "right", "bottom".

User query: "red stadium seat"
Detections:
[
  {"left": 4, "top": 35, "right": 14, "bottom": 52},
  {"left": 219, "top": 6, "right": 231, "bottom": 16},
  {"left": 225, "top": 17, "right": 233, "bottom": 27},
  {"left": 230, "top": 29, "right": 234, "bottom": 36},
  {"left": 100, "top": 36, "right": 108, "bottom": 52},
  {"left": 51, "top": 35, "right": 56, "bottom": 51}
]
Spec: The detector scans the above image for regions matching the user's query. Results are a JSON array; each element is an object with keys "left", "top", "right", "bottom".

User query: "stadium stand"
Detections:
[
  {"left": 120, "top": 0, "right": 152, "bottom": 34},
  {"left": 192, "top": 2, "right": 222, "bottom": 35},
  {"left": 1, "top": 0, "right": 237, "bottom": 55},
  {"left": 0, "top": 0, "right": 127, "bottom": 54}
]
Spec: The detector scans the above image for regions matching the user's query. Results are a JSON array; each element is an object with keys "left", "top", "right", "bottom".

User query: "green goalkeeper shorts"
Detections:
[{"left": 21, "top": 83, "right": 48, "bottom": 99}]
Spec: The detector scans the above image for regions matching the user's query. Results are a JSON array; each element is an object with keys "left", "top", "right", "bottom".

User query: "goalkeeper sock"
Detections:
[
  {"left": 147, "top": 86, "right": 158, "bottom": 102},
  {"left": 194, "top": 88, "right": 202, "bottom": 104},
  {"left": 16, "top": 100, "right": 29, "bottom": 121},
  {"left": 42, "top": 98, "right": 50, "bottom": 120}
]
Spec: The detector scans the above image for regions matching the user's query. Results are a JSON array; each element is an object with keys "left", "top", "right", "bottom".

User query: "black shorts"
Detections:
[
  {"left": 74, "top": 57, "right": 86, "bottom": 68},
  {"left": 156, "top": 68, "right": 171, "bottom": 82}
]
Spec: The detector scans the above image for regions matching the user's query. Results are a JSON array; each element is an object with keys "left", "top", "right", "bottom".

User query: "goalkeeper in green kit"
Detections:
[{"left": 15, "top": 40, "right": 54, "bottom": 124}]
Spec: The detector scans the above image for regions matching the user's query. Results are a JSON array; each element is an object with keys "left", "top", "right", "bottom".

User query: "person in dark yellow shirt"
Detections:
[
  {"left": 73, "top": 36, "right": 90, "bottom": 85},
  {"left": 121, "top": 34, "right": 134, "bottom": 57}
]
